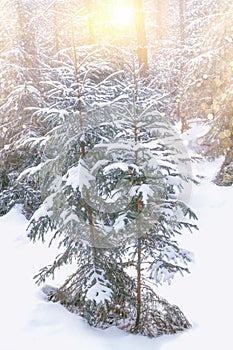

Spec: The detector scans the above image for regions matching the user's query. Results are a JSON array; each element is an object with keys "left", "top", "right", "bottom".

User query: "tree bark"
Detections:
[
  {"left": 16, "top": 0, "right": 29, "bottom": 69},
  {"left": 179, "top": 0, "right": 185, "bottom": 45},
  {"left": 132, "top": 76, "right": 142, "bottom": 331},
  {"left": 86, "top": 0, "right": 95, "bottom": 44},
  {"left": 178, "top": 0, "right": 187, "bottom": 133},
  {"left": 135, "top": 0, "right": 148, "bottom": 77},
  {"left": 135, "top": 240, "right": 142, "bottom": 329},
  {"left": 53, "top": 3, "right": 60, "bottom": 56},
  {"left": 155, "top": 0, "right": 162, "bottom": 41}
]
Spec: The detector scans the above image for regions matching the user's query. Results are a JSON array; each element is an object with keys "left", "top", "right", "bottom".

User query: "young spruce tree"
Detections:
[{"left": 23, "top": 47, "right": 197, "bottom": 337}]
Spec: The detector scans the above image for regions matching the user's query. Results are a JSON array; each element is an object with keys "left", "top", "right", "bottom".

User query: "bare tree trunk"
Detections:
[
  {"left": 86, "top": 0, "right": 95, "bottom": 44},
  {"left": 179, "top": 0, "right": 185, "bottom": 45},
  {"left": 155, "top": 0, "right": 162, "bottom": 41},
  {"left": 215, "top": 148, "right": 233, "bottom": 186},
  {"left": 135, "top": 201, "right": 142, "bottom": 331},
  {"left": 132, "top": 67, "right": 142, "bottom": 331},
  {"left": 178, "top": 0, "right": 188, "bottom": 133},
  {"left": 53, "top": 3, "right": 60, "bottom": 56},
  {"left": 133, "top": 131, "right": 142, "bottom": 331},
  {"left": 16, "top": 0, "right": 29, "bottom": 69},
  {"left": 135, "top": 0, "right": 148, "bottom": 77}
]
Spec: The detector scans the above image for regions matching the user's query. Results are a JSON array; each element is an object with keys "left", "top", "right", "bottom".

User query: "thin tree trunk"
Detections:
[
  {"left": 71, "top": 14, "right": 78, "bottom": 78},
  {"left": 155, "top": 0, "right": 162, "bottom": 41},
  {"left": 53, "top": 3, "right": 60, "bottom": 56},
  {"left": 86, "top": 0, "right": 95, "bottom": 44},
  {"left": 70, "top": 15, "right": 96, "bottom": 251},
  {"left": 179, "top": 0, "right": 185, "bottom": 45},
  {"left": 135, "top": 0, "right": 148, "bottom": 77},
  {"left": 133, "top": 68, "right": 142, "bottom": 331},
  {"left": 16, "top": 0, "right": 29, "bottom": 69},
  {"left": 135, "top": 199, "right": 142, "bottom": 330},
  {"left": 178, "top": 0, "right": 187, "bottom": 133}
]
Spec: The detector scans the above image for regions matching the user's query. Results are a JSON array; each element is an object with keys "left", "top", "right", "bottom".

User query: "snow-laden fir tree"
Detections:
[
  {"left": 0, "top": 0, "right": 95, "bottom": 217},
  {"left": 20, "top": 46, "right": 138, "bottom": 330},
  {"left": 179, "top": 0, "right": 233, "bottom": 185},
  {"left": 0, "top": 0, "right": 46, "bottom": 217},
  {"left": 195, "top": 1, "right": 233, "bottom": 186},
  {"left": 22, "top": 47, "right": 197, "bottom": 337},
  {"left": 179, "top": 0, "right": 231, "bottom": 130}
]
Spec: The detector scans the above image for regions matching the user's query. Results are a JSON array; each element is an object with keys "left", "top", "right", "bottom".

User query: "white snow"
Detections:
[
  {"left": 63, "top": 159, "right": 95, "bottom": 193},
  {"left": 129, "top": 183, "right": 154, "bottom": 205},
  {"left": 0, "top": 138, "right": 233, "bottom": 349},
  {"left": 103, "top": 162, "right": 129, "bottom": 173},
  {"left": 113, "top": 213, "right": 127, "bottom": 232},
  {"left": 18, "top": 162, "right": 44, "bottom": 179},
  {"left": 30, "top": 193, "right": 55, "bottom": 221},
  {"left": 86, "top": 271, "right": 112, "bottom": 303}
]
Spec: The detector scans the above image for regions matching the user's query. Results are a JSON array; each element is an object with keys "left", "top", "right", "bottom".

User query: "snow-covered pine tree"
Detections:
[
  {"left": 142, "top": 0, "right": 191, "bottom": 130},
  {"left": 22, "top": 46, "right": 197, "bottom": 336},
  {"left": 0, "top": 0, "right": 94, "bottom": 217},
  {"left": 179, "top": 0, "right": 231, "bottom": 130},
  {"left": 179, "top": 0, "right": 233, "bottom": 185},
  {"left": 0, "top": 0, "right": 45, "bottom": 217},
  {"left": 96, "top": 59, "right": 198, "bottom": 336},
  {"left": 193, "top": 1, "right": 233, "bottom": 185},
  {"left": 19, "top": 46, "right": 138, "bottom": 329}
]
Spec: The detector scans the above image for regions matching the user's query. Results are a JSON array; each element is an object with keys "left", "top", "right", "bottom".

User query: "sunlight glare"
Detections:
[{"left": 110, "top": 1, "right": 134, "bottom": 28}]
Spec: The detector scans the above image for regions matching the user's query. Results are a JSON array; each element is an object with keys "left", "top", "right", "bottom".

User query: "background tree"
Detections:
[
  {"left": 135, "top": 0, "right": 148, "bottom": 76},
  {"left": 181, "top": 0, "right": 233, "bottom": 184},
  {"left": 85, "top": 0, "right": 95, "bottom": 44},
  {"left": 0, "top": 0, "right": 45, "bottom": 217}
]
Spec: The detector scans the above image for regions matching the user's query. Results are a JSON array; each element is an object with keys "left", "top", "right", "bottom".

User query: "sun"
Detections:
[
  {"left": 92, "top": 1, "right": 135, "bottom": 40},
  {"left": 109, "top": 1, "right": 134, "bottom": 28}
]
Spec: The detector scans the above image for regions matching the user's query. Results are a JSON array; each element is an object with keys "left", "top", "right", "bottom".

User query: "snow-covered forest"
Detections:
[{"left": 0, "top": 0, "right": 233, "bottom": 348}]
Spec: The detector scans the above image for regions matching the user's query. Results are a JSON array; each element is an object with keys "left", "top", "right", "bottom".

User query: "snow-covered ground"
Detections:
[{"left": 1, "top": 152, "right": 233, "bottom": 349}]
